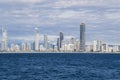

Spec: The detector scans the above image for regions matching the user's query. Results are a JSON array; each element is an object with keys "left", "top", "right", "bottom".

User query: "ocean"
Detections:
[{"left": 0, "top": 53, "right": 120, "bottom": 80}]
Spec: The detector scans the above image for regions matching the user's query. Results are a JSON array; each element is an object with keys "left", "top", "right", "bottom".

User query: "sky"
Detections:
[{"left": 0, "top": 0, "right": 120, "bottom": 44}]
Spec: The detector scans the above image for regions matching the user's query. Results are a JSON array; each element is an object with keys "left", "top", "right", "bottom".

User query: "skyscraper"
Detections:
[
  {"left": 27, "top": 42, "right": 31, "bottom": 51},
  {"left": 21, "top": 42, "right": 26, "bottom": 51},
  {"left": 60, "top": 32, "right": 64, "bottom": 48},
  {"left": 93, "top": 40, "right": 102, "bottom": 52},
  {"left": 1, "top": 27, "right": 8, "bottom": 51},
  {"left": 97, "top": 40, "right": 102, "bottom": 52},
  {"left": 44, "top": 34, "right": 48, "bottom": 49},
  {"left": 93, "top": 40, "right": 97, "bottom": 52},
  {"left": 47, "top": 41, "right": 50, "bottom": 49},
  {"left": 80, "top": 23, "right": 86, "bottom": 52},
  {"left": 57, "top": 38, "right": 60, "bottom": 51},
  {"left": 34, "top": 28, "right": 40, "bottom": 51}
]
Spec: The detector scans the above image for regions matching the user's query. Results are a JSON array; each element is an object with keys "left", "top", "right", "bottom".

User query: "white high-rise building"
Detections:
[
  {"left": 15, "top": 44, "right": 20, "bottom": 52},
  {"left": 102, "top": 44, "right": 109, "bottom": 52},
  {"left": 113, "top": 45, "right": 119, "bottom": 52},
  {"left": 93, "top": 40, "right": 102, "bottom": 52},
  {"left": 70, "top": 37, "right": 77, "bottom": 51},
  {"left": 97, "top": 40, "right": 102, "bottom": 52},
  {"left": 27, "top": 43, "right": 31, "bottom": 51},
  {"left": 93, "top": 40, "right": 97, "bottom": 52},
  {"left": 108, "top": 46, "right": 113, "bottom": 52},
  {"left": 10, "top": 44, "right": 15, "bottom": 52},
  {"left": 21, "top": 42, "right": 26, "bottom": 51},
  {"left": 35, "top": 28, "right": 40, "bottom": 51},
  {"left": 44, "top": 35, "right": 48, "bottom": 49},
  {"left": 86, "top": 45, "right": 92, "bottom": 52},
  {"left": 1, "top": 27, "right": 8, "bottom": 51}
]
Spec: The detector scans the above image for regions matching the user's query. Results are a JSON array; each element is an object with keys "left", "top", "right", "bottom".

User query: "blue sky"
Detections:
[{"left": 0, "top": 0, "right": 120, "bottom": 44}]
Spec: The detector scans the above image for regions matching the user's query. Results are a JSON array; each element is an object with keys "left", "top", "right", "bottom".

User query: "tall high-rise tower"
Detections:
[
  {"left": 34, "top": 28, "right": 40, "bottom": 51},
  {"left": 60, "top": 32, "right": 64, "bottom": 48},
  {"left": 1, "top": 27, "right": 8, "bottom": 51},
  {"left": 44, "top": 34, "right": 48, "bottom": 49},
  {"left": 57, "top": 38, "right": 60, "bottom": 51},
  {"left": 80, "top": 23, "right": 86, "bottom": 52}
]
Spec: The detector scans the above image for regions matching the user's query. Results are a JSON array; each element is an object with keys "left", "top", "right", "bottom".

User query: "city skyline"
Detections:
[
  {"left": 0, "top": 25, "right": 119, "bottom": 53},
  {"left": 0, "top": 1, "right": 120, "bottom": 80},
  {"left": 0, "top": 0, "right": 120, "bottom": 44}
]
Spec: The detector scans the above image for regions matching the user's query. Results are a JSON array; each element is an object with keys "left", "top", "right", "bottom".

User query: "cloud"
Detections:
[
  {"left": 54, "top": 0, "right": 120, "bottom": 8},
  {"left": 0, "top": 0, "right": 46, "bottom": 3},
  {"left": 0, "top": 0, "right": 120, "bottom": 44}
]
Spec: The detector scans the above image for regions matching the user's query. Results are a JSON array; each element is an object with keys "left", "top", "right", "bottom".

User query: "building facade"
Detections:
[
  {"left": 35, "top": 28, "right": 40, "bottom": 51},
  {"left": 44, "top": 34, "right": 48, "bottom": 49},
  {"left": 60, "top": 32, "right": 64, "bottom": 48},
  {"left": 80, "top": 23, "right": 86, "bottom": 52},
  {"left": 1, "top": 27, "right": 8, "bottom": 51}
]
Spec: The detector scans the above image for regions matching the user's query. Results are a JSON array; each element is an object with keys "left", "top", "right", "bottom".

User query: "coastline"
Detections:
[{"left": 0, "top": 52, "right": 120, "bottom": 54}]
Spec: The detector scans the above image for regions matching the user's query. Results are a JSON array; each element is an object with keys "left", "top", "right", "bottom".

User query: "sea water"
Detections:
[{"left": 0, "top": 53, "right": 120, "bottom": 80}]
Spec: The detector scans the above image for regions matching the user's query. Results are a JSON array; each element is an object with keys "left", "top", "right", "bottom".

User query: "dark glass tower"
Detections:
[
  {"left": 57, "top": 38, "right": 60, "bottom": 51},
  {"left": 80, "top": 23, "right": 86, "bottom": 52},
  {"left": 60, "top": 32, "right": 64, "bottom": 48}
]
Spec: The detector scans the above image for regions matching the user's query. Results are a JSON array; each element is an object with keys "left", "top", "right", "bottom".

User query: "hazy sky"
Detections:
[{"left": 0, "top": 0, "right": 120, "bottom": 44}]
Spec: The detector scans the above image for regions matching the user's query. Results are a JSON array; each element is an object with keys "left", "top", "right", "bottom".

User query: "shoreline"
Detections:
[{"left": 0, "top": 52, "right": 120, "bottom": 54}]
